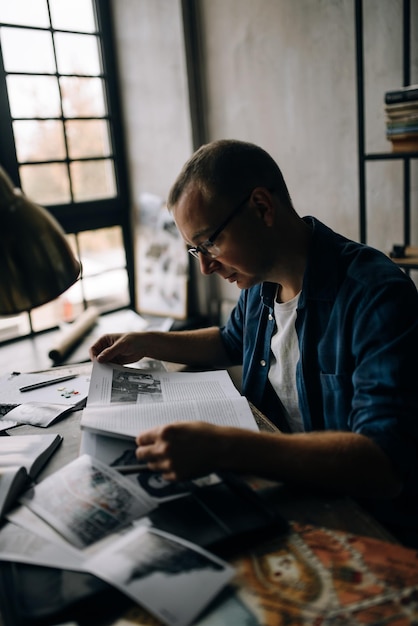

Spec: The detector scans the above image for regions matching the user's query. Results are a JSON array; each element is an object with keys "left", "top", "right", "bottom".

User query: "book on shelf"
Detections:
[
  {"left": 0, "top": 432, "right": 62, "bottom": 519},
  {"left": 388, "top": 135, "right": 418, "bottom": 153},
  {"left": 80, "top": 361, "right": 259, "bottom": 440},
  {"left": 386, "top": 120, "right": 418, "bottom": 134},
  {"left": 385, "top": 83, "right": 418, "bottom": 104},
  {"left": 384, "top": 96, "right": 418, "bottom": 152},
  {"left": 385, "top": 101, "right": 418, "bottom": 120}
]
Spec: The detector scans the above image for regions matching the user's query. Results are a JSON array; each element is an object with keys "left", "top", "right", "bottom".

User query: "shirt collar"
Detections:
[{"left": 260, "top": 216, "right": 343, "bottom": 310}]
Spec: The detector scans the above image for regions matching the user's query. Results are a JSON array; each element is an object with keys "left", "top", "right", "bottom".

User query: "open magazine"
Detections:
[
  {"left": 4, "top": 454, "right": 234, "bottom": 626},
  {"left": 0, "top": 433, "right": 62, "bottom": 519},
  {"left": 80, "top": 361, "right": 259, "bottom": 440}
]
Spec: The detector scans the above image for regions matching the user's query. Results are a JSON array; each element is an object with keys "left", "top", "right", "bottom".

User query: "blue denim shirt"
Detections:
[{"left": 220, "top": 217, "right": 418, "bottom": 537}]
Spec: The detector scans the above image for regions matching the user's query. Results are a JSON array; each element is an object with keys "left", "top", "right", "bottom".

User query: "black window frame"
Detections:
[{"left": 0, "top": 0, "right": 135, "bottom": 328}]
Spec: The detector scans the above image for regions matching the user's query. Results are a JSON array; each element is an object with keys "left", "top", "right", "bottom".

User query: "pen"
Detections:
[
  {"left": 19, "top": 374, "right": 78, "bottom": 393},
  {"left": 113, "top": 464, "right": 150, "bottom": 474}
]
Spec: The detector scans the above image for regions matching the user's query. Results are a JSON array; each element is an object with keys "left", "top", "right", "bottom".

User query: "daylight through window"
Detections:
[{"left": 0, "top": 0, "right": 132, "bottom": 341}]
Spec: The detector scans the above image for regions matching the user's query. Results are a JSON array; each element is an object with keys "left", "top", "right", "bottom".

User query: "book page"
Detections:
[
  {"left": 0, "top": 520, "right": 84, "bottom": 570},
  {"left": 81, "top": 396, "right": 258, "bottom": 440},
  {"left": 79, "top": 430, "right": 221, "bottom": 503},
  {"left": 87, "top": 362, "right": 240, "bottom": 406},
  {"left": 19, "top": 454, "right": 156, "bottom": 549},
  {"left": 0, "top": 466, "right": 28, "bottom": 518},
  {"left": 84, "top": 526, "right": 234, "bottom": 626},
  {"left": 0, "top": 432, "right": 62, "bottom": 477}
]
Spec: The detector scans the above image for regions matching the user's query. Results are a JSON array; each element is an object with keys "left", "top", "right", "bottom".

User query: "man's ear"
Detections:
[{"left": 251, "top": 187, "right": 275, "bottom": 226}]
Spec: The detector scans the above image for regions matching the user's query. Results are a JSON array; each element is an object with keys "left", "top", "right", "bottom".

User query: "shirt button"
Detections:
[
  {"left": 260, "top": 360, "right": 266, "bottom": 367},
  {"left": 268, "top": 314, "right": 273, "bottom": 321}
]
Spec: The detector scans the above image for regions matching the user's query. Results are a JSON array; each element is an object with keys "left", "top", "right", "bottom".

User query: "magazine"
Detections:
[
  {"left": 19, "top": 454, "right": 156, "bottom": 549},
  {"left": 80, "top": 361, "right": 258, "bottom": 440},
  {"left": 84, "top": 525, "right": 234, "bottom": 626},
  {"left": 0, "top": 433, "right": 62, "bottom": 519},
  {"left": 3, "top": 452, "right": 235, "bottom": 626}
]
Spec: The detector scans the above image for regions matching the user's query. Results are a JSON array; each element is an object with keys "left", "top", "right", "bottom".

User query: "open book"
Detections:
[
  {"left": 0, "top": 433, "right": 62, "bottom": 519},
  {"left": 80, "top": 362, "right": 259, "bottom": 440}
]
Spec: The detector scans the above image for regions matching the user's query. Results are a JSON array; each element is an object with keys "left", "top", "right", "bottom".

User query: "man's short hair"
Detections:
[{"left": 167, "top": 139, "right": 293, "bottom": 209}]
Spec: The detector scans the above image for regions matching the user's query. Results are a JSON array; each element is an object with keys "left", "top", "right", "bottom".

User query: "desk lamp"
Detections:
[{"left": 0, "top": 166, "right": 81, "bottom": 315}]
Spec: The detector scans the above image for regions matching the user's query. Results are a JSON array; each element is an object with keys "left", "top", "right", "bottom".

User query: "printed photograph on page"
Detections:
[
  {"left": 85, "top": 526, "right": 235, "bottom": 626},
  {"left": 87, "top": 361, "right": 240, "bottom": 407},
  {"left": 19, "top": 455, "right": 156, "bottom": 549}
]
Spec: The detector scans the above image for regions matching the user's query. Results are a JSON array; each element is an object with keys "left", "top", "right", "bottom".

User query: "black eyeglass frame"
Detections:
[{"left": 187, "top": 191, "right": 253, "bottom": 259}]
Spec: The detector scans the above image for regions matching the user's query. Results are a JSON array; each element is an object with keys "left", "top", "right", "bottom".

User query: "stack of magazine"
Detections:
[{"left": 0, "top": 361, "right": 288, "bottom": 626}]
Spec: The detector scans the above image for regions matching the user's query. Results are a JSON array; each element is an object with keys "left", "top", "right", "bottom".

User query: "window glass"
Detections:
[
  {"left": 60, "top": 77, "right": 107, "bottom": 117},
  {"left": 20, "top": 163, "right": 71, "bottom": 205},
  {"left": 6, "top": 75, "right": 61, "bottom": 118},
  {"left": 0, "top": 313, "right": 31, "bottom": 342},
  {"left": 49, "top": 0, "right": 95, "bottom": 33},
  {"left": 61, "top": 228, "right": 129, "bottom": 319},
  {"left": 54, "top": 33, "right": 101, "bottom": 75},
  {"left": 0, "top": 27, "right": 55, "bottom": 73},
  {"left": 70, "top": 160, "right": 116, "bottom": 202},
  {"left": 0, "top": 1, "right": 132, "bottom": 343},
  {"left": 0, "top": 0, "right": 49, "bottom": 29},
  {"left": 66, "top": 120, "right": 111, "bottom": 159},
  {"left": 30, "top": 299, "right": 65, "bottom": 333},
  {"left": 14, "top": 120, "right": 66, "bottom": 162}
]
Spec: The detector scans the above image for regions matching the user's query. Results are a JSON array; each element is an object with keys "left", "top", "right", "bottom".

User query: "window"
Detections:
[{"left": 0, "top": 0, "right": 133, "bottom": 340}]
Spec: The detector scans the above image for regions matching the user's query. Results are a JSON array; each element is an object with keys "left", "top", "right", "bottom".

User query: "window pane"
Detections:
[
  {"left": 0, "top": 313, "right": 31, "bottom": 342},
  {"left": 70, "top": 160, "right": 116, "bottom": 201},
  {"left": 0, "top": 0, "right": 49, "bottom": 28},
  {"left": 0, "top": 27, "right": 55, "bottom": 73},
  {"left": 49, "top": 0, "right": 96, "bottom": 33},
  {"left": 66, "top": 120, "right": 110, "bottom": 159},
  {"left": 20, "top": 163, "right": 70, "bottom": 205},
  {"left": 55, "top": 33, "right": 101, "bottom": 76},
  {"left": 7, "top": 75, "right": 61, "bottom": 118},
  {"left": 30, "top": 299, "right": 63, "bottom": 333},
  {"left": 61, "top": 227, "right": 129, "bottom": 317},
  {"left": 60, "top": 77, "right": 106, "bottom": 117},
  {"left": 14, "top": 120, "right": 66, "bottom": 162}
]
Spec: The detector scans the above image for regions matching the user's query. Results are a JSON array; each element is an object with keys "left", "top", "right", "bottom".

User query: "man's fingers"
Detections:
[{"left": 136, "top": 428, "right": 159, "bottom": 446}]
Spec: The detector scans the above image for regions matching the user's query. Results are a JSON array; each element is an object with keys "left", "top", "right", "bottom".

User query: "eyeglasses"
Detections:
[{"left": 187, "top": 191, "right": 252, "bottom": 259}]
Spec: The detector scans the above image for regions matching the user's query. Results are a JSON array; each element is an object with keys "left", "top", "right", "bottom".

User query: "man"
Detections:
[{"left": 90, "top": 140, "right": 418, "bottom": 547}]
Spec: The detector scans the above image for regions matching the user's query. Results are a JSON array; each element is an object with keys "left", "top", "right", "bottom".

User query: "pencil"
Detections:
[
  {"left": 19, "top": 374, "right": 78, "bottom": 392},
  {"left": 113, "top": 464, "right": 150, "bottom": 474}
]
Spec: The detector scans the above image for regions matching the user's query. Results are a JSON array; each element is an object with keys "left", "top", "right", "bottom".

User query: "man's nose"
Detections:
[{"left": 199, "top": 254, "right": 220, "bottom": 275}]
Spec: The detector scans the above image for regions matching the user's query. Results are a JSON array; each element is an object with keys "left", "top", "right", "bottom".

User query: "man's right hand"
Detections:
[{"left": 89, "top": 332, "right": 147, "bottom": 364}]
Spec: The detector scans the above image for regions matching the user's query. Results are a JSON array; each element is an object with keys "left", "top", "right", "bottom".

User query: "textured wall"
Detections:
[
  {"left": 111, "top": 0, "right": 418, "bottom": 314},
  {"left": 110, "top": 0, "right": 192, "bottom": 203}
]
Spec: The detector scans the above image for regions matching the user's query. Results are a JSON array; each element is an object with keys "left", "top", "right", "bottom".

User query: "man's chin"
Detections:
[{"left": 232, "top": 276, "right": 258, "bottom": 290}]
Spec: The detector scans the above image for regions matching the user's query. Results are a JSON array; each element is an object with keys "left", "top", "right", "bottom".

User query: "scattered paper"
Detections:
[
  {"left": 20, "top": 454, "right": 156, "bottom": 549},
  {"left": 85, "top": 526, "right": 234, "bottom": 626},
  {"left": 5, "top": 402, "right": 75, "bottom": 427}
]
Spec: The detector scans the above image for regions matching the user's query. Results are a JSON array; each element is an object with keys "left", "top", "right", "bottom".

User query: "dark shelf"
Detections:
[
  {"left": 365, "top": 152, "right": 418, "bottom": 161},
  {"left": 355, "top": 0, "right": 414, "bottom": 246}
]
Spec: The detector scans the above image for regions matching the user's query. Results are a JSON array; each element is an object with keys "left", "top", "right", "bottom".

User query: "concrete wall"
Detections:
[
  {"left": 111, "top": 0, "right": 418, "bottom": 317},
  {"left": 110, "top": 0, "right": 192, "bottom": 202}
]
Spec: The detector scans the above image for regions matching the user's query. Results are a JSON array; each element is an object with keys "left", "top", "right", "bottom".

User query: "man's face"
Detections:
[{"left": 173, "top": 185, "right": 277, "bottom": 290}]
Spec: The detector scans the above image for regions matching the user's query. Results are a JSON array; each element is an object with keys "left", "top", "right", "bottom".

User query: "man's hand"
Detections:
[
  {"left": 135, "top": 422, "right": 223, "bottom": 481},
  {"left": 89, "top": 332, "right": 147, "bottom": 364},
  {"left": 135, "top": 422, "right": 402, "bottom": 499}
]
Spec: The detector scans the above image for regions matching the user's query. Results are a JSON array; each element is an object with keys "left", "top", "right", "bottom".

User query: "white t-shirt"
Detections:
[{"left": 268, "top": 292, "right": 304, "bottom": 432}]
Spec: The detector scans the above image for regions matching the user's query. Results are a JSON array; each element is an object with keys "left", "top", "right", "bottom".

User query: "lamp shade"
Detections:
[{"left": 0, "top": 167, "right": 81, "bottom": 315}]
